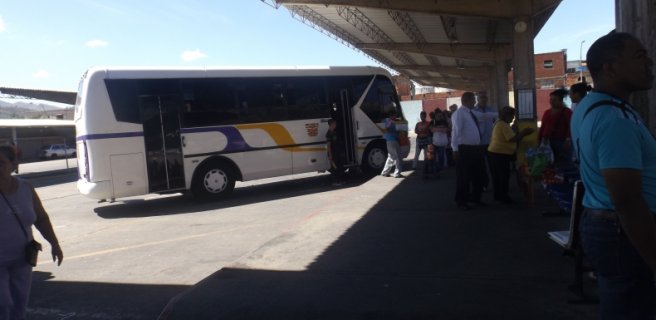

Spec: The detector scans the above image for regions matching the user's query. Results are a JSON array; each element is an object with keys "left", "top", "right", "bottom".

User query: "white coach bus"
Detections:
[{"left": 74, "top": 66, "right": 410, "bottom": 201}]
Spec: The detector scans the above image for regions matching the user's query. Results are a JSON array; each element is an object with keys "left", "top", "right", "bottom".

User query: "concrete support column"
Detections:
[
  {"left": 495, "top": 61, "right": 510, "bottom": 109},
  {"left": 511, "top": 17, "right": 538, "bottom": 162},
  {"left": 485, "top": 66, "right": 498, "bottom": 109},
  {"left": 511, "top": 17, "right": 536, "bottom": 120},
  {"left": 616, "top": 0, "right": 656, "bottom": 133}
]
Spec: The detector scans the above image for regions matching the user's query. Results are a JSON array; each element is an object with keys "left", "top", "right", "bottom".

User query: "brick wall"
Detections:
[{"left": 508, "top": 50, "right": 568, "bottom": 90}]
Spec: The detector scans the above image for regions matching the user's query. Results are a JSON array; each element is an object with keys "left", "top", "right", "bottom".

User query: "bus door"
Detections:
[
  {"left": 140, "top": 95, "right": 186, "bottom": 192},
  {"left": 337, "top": 89, "right": 357, "bottom": 166}
]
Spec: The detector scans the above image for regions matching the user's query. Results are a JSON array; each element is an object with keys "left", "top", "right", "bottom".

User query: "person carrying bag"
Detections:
[
  {"left": 1, "top": 193, "right": 42, "bottom": 267},
  {"left": 0, "top": 145, "right": 63, "bottom": 319}
]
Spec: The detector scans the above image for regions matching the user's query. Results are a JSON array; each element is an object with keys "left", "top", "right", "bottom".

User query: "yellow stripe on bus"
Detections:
[{"left": 235, "top": 123, "right": 326, "bottom": 152}]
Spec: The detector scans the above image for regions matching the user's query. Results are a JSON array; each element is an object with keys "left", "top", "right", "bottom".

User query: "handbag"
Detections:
[{"left": 1, "top": 191, "right": 42, "bottom": 266}]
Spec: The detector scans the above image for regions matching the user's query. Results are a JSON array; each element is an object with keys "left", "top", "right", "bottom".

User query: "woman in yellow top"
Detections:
[{"left": 488, "top": 106, "right": 534, "bottom": 204}]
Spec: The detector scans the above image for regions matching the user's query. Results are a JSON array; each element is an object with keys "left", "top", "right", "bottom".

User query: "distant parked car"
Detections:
[{"left": 39, "top": 144, "right": 76, "bottom": 159}]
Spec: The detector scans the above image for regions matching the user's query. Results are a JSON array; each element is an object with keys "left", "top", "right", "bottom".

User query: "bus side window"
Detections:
[
  {"left": 180, "top": 78, "right": 243, "bottom": 127},
  {"left": 286, "top": 77, "right": 329, "bottom": 120},
  {"left": 269, "top": 82, "right": 287, "bottom": 121},
  {"left": 242, "top": 77, "right": 289, "bottom": 122},
  {"left": 105, "top": 79, "right": 141, "bottom": 124}
]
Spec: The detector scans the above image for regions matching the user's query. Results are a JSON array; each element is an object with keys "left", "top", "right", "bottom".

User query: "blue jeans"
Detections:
[
  {"left": 433, "top": 146, "right": 446, "bottom": 173},
  {"left": 0, "top": 261, "right": 32, "bottom": 320},
  {"left": 550, "top": 138, "right": 572, "bottom": 165},
  {"left": 580, "top": 210, "right": 656, "bottom": 319},
  {"left": 413, "top": 137, "right": 430, "bottom": 169},
  {"left": 381, "top": 140, "right": 401, "bottom": 176}
]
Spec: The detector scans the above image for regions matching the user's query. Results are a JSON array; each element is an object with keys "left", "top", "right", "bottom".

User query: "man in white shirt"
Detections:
[{"left": 451, "top": 92, "right": 488, "bottom": 210}]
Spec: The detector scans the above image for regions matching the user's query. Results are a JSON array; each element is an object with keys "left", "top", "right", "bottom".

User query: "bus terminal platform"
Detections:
[{"left": 158, "top": 157, "right": 599, "bottom": 319}]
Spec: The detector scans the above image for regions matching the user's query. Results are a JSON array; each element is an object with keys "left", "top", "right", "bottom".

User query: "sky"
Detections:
[{"left": 0, "top": 0, "right": 615, "bottom": 92}]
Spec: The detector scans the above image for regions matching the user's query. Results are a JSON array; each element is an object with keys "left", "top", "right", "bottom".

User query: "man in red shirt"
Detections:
[
  {"left": 412, "top": 111, "right": 431, "bottom": 174},
  {"left": 538, "top": 88, "right": 573, "bottom": 164}
]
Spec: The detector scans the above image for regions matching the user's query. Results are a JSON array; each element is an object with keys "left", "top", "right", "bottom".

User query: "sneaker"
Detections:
[
  {"left": 332, "top": 181, "right": 344, "bottom": 186},
  {"left": 381, "top": 173, "right": 390, "bottom": 177},
  {"left": 394, "top": 173, "right": 405, "bottom": 178}
]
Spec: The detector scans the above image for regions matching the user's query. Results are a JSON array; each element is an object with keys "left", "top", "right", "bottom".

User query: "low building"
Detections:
[{"left": 0, "top": 119, "right": 75, "bottom": 162}]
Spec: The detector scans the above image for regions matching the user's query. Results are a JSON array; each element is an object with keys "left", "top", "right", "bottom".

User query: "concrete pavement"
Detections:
[
  {"left": 158, "top": 162, "right": 599, "bottom": 319},
  {"left": 16, "top": 158, "right": 77, "bottom": 179}
]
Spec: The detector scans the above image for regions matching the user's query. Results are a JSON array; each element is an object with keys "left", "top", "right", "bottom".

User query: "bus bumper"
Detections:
[{"left": 77, "top": 179, "right": 112, "bottom": 200}]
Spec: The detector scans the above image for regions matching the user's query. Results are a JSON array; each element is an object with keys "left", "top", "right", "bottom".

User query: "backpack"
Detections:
[{"left": 576, "top": 99, "right": 642, "bottom": 165}]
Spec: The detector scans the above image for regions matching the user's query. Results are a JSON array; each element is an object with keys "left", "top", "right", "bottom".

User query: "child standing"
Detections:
[{"left": 431, "top": 109, "right": 450, "bottom": 176}]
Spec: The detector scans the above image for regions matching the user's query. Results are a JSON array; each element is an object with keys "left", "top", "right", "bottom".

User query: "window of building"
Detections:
[
  {"left": 540, "top": 80, "right": 555, "bottom": 89},
  {"left": 543, "top": 60, "right": 554, "bottom": 69}
]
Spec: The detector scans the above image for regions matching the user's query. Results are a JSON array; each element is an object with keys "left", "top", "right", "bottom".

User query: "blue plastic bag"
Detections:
[{"left": 526, "top": 142, "right": 554, "bottom": 176}]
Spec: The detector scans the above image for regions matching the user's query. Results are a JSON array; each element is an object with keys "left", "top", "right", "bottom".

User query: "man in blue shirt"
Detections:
[
  {"left": 381, "top": 110, "right": 404, "bottom": 178},
  {"left": 475, "top": 91, "right": 498, "bottom": 190},
  {"left": 571, "top": 31, "right": 656, "bottom": 319}
]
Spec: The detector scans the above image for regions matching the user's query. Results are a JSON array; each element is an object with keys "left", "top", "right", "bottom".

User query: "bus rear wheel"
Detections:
[
  {"left": 192, "top": 161, "right": 236, "bottom": 199},
  {"left": 361, "top": 141, "right": 387, "bottom": 175}
]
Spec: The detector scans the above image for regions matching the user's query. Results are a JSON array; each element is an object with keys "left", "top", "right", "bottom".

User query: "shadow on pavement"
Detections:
[
  {"left": 94, "top": 171, "right": 376, "bottom": 219},
  {"left": 29, "top": 271, "right": 189, "bottom": 320},
  {"left": 159, "top": 167, "right": 599, "bottom": 319},
  {"left": 19, "top": 169, "right": 78, "bottom": 188}
]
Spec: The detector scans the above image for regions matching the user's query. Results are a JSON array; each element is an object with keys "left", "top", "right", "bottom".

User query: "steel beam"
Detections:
[
  {"left": 390, "top": 65, "right": 490, "bottom": 77},
  {"left": 275, "top": 0, "right": 560, "bottom": 20},
  {"left": 358, "top": 43, "right": 512, "bottom": 62}
]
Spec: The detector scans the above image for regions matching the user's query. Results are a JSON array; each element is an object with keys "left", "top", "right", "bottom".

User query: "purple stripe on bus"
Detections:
[
  {"left": 181, "top": 127, "right": 253, "bottom": 152},
  {"left": 76, "top": 132, "right": 144, "bottom": 141},
  {"left": 78, "top": 127, "right": 254, "bottom": 153}
]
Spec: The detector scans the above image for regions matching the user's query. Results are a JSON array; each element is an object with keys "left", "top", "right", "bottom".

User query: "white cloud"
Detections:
[
  {"left": 0, "top": 16, "right": 6, "bottom": 32},
  {"left": 181, "top": 49, "right": 207, "bottom": 62},
  {"left": 85, "top": 39, "right": 109, "bottom": 48},
  {"left": 33, "top": 70, "right": 49, "bottom": 79}
]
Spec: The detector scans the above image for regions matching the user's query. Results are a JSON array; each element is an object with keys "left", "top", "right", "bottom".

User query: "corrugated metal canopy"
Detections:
[
  {"left": 0, "top": 119, "right": 74, "bottom": 128},
  {"left": 265, "top": 0, "right": 561, "bottom": 91}
]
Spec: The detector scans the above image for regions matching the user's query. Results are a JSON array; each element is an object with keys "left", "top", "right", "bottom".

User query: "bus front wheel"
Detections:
[
  {"left": 192, "top": 161, "right": 236, "bottom": 199},
  {"left": 362, "top": 141, "right": 387, "bottom": 175}
]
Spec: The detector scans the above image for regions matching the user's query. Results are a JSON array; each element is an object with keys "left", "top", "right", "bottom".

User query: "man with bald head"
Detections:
[{"left": 451, "top": 91, "right": 489, "bottom": 210}]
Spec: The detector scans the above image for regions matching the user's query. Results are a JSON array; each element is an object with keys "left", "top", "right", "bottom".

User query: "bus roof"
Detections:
[{"left": 83, "top": 66, "right": 393, "bottom": 80}]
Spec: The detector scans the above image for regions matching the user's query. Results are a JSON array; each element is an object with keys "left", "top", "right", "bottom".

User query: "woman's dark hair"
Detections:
[
  {"left": 500, "top": 106, "right": 516, "bottom": 117},
  {"left": 0, "top": 145, "right": 17, "bottom": 162},
  {"left": 432, "top": 109, "right": 448, "bottom": 126},
  {"left": 570, "top": 82, "right": 592, "bottom": 96},
  {"left": 550, "top": 88, "right": 569, "bottom": 100},
  {"left": 586, "top": 31, "right": 636, "bottom": 80}
]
